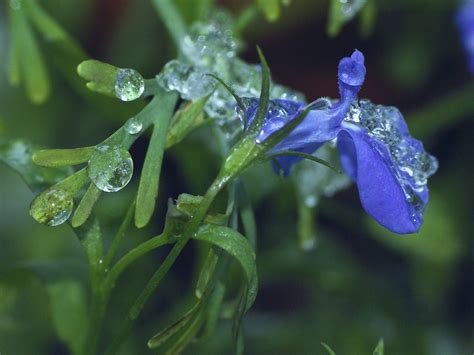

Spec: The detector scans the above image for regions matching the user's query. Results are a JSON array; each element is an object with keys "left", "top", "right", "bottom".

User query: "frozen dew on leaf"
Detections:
[
  {"left": 88, "top": 145, "right": 133, "bottom": 193},
  {"left": 115, "top": 68, "right": 145, "bottom": 101},
  {"left": 180, "top": 13, "right": 238, "bottom": 71},
  {"left": 125, "top": 117, "right": 143, "bottom": 135},
  {"left": 30, "top": 189, "right": 73, "bottom": 226},
  {"left": 156, "top": 60, "right": 215, "bottom": 101}
]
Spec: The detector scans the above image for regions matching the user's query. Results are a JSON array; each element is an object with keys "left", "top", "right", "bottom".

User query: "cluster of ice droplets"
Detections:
[
  {"left": 115, "top": 68, "right": 145, "bottom": 101},
  {"left": 30, "top": 188, "right": 73, "bottom": 226},
  {"left": 345, "top": 99, "right": 438, "bottom": 220},
  {"left": 88, "top": 145, "right": 133, "bottom": 192},
  {"left": 156, "top": 11, "right": 306, "bottom": 141},
  {"left": 156, "top": 60, "right": 216, "bottom": 101}
]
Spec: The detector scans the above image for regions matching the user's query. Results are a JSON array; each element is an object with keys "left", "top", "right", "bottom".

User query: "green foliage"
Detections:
[
  {"left": 256, "top": 0, "right": 291, "bottom": 22},
  {"left": 77, "top": 60, "right": 119, "bottom": 98}
]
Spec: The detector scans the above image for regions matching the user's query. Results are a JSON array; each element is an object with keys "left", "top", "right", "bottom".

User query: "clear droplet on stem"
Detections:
[
  {"left": 30, "top": 189, "right": 73, "bottom": 226},
  {"left": 88, "top": 145, "right": 133, "bottom": 192},
  {"left": 125, "top": 117, "right": 143, "bottom": 135},
  {"left": 115, "top": 69, "right": 145, "bottom": 102}
]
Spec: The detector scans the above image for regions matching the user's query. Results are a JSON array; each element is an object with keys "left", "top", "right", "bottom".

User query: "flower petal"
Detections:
[{"left": 337, "top": 128, "right": 424, "bottom": 234}]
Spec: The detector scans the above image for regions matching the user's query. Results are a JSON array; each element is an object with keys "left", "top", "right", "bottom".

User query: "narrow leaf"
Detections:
[
  {"left": 249, "top": 47, "right": 271, "bottom": 134},
  {"left": 164, "top": 311, "right": 204, "bottom": 355},
  {"left": 9, "top": 6, "right": 50, "bottom": 104},
  {"left": 268, "top": 151, "right": 342, "bottom": 173},
  {"left": 77, "top": 60, "right": 118, "bottom": 97},
  {"left": 135, "top": 91, "right": 178, "bottom": 228},
  {"left": 321, "top": 342, "right": 336, "bottom": 355},
  {"left": 23, "top": 0, "right": 68, "bottom": 41},
  {"left": 256, "top": 0, "right": 280, "bottom": 22},
  {"left": 195, "top": 248, "right": 219, "bottom": 299},
  {"left": 71, "top": 183, "right": 101, "bottom": 228},
  {"left": 194, "top": 225, "right": 258, "bottom": 311},
  {"left": 147, "top": 303, "right": 200, "bottom": 349},
  {"left": 33, "top": 146, "right": 95, "bottom": 167},
  {"left": 373, "top": 338, "right": 384, "bottom": 355}
]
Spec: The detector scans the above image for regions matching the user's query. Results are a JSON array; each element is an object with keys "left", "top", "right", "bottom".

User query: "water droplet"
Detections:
[
  {"left": 180, "top": 17, "right": 238, "bottom": 71},
  {"left": 88, "top": 145, "right": 133, "bottom": 192},
  {"left": 338, "top": 0, "right": 366, "bottom": 18},
  {"left": 115, "top": 69, "right": 144, "bottom": 102},
  {"left": 30, "top": 189, "right": 73, "bottom": 226},
  {"left": 304, "top": 195, "right": 318, "bottom": 208},
  {"left": 9, "top": 0, "right": 21, "bottom": 10},
  {"left": 125, "top": 117, "right": 143, "bottom": 135},
  {"left": 300, "top": 236, "right": 317, "bottom": 251}
]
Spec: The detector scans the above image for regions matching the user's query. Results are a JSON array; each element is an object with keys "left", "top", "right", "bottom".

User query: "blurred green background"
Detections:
[{"left": 0, "top": 0, "right": 473, "bottom": 354}]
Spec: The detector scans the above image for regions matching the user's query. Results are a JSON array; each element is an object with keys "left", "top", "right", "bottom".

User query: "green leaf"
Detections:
[
  {"left": 373, "top": 338, "right": 384, "bottom": 355},
  {"left": 147, "top": 303, "right": 200, "bottom": 349},
  {"left": 32, "top": 146, "right": 95, "bottom": 167},
  {"left": 71, "top": 183, "right": 102, "bottom": 228},
  {"left": 23, "top": 0, "right": 68, "bottom": 41},
  {"left": 9, "top": 5, "right": 51, "bottom": 103},
  {"left": 195, "top": 248, "right": 220, "bottom": 299},
  {"left": 327, "top": 0, "right": 367, "bottom": 37},
  {"left": 321, "top": 342, "right": 336, "bottom": 355},
  {"left": 135, "top": 91, "right": 179, "bottom": 228},
  {"left": 267, "top": 150, "right": 342, "bottom": 173},
  {"left": 47, "top": 281, "right": 88, "bottom": 355},
  {"left": 0, "top": 138, "right": 72, "bottom": 192},
  {"left": 166, "top": 96, "right": 209, "bottom": 148},
  {"left": 77, "top": 60, "right": 119, "bottom": 97},
  {"left": 164, "top": 311, "right": 204, "bottom": 355},
  {"left": 194, "top": 225, "right": 258, "bottom": 311},
  {"left": 236, "top": 182, "right": 257, "bottom": 250},
  {"left": 248, "top": 46, "right": 271, "bottom": 135}
]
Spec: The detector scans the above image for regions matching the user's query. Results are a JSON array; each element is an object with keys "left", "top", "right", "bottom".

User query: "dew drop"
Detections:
[
  {"left": 88, "top": 145, "right": 133, "bottom": 192},
  {"left": 125, "top": 117, "right": 143, "bottom": 135},
  {"left": 115, "top": 69, "right": 144, "bottom": 102},
  {"left": 30, "top": 189, "right": 73, "bottom": 226}
]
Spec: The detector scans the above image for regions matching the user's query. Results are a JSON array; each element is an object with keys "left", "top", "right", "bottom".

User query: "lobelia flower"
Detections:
[
  {"left": 456, "top": 0, "right": 474, "bottom": 73},
  {"left": 240, "top": 50, "right": 438, "bottom": 234}
]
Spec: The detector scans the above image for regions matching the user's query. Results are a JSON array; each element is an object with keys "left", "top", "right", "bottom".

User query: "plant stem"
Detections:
[
  {"left": 105, "top": 174, "right": 229, "bottom": 355},
  {"left": 103, "top": 200, "right": 136, "bottom": 269},
  {"left": 105, "top": 232, "right": 174, "bottom": 289}
]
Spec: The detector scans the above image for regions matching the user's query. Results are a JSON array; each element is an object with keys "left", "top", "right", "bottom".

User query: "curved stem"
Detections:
[{"left": 105, "top": 232, "right": 174, "bottom": 289}]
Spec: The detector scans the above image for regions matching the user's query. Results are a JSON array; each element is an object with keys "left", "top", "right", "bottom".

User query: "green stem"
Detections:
[
  {"left": 103, "top": 200, "right": 136, "bottom": 269},
  {"left": 105, "top": 174, "right": 229, "bottom": 354},
  {"left": 105, "top": 232, "right": 174, "bottom": 289}
]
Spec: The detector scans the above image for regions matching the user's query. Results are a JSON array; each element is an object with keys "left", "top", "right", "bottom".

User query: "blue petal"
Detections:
[{"left": 337, "top": 128, "right": 424, "bottom": 234}]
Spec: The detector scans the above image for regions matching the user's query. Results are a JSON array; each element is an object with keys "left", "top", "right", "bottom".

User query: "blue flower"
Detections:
[
  {"left": 241, "top": 50, "right": 438, "bottom": 234},
  {"left": 456, "top": 0, "right": 474, "bottom": 73}
]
